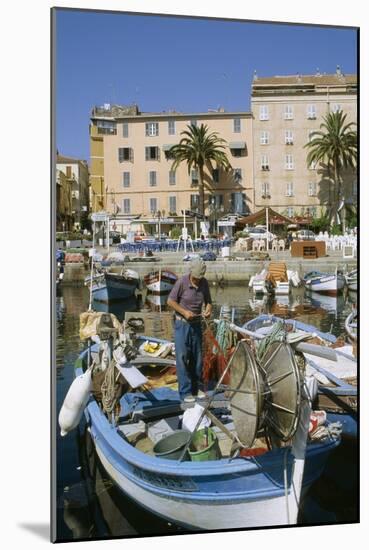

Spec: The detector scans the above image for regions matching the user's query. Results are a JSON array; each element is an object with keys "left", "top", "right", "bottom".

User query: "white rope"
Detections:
[{"left": 101, "top": 360, "right": 120, "bottom": 415}]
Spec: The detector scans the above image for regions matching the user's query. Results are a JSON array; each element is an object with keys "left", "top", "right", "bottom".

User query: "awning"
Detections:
[
  {"left": 229, "top": 142, "right": 246, "bottom": 149},
  {"left": 162, "top": 144, "right": 175, "bottom": 151}
]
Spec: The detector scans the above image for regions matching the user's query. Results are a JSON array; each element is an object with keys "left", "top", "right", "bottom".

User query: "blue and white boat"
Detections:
[
  {"left": 60, "top": 323, "right": 341, "bottom": 531},
  {"left": 303, "top": 270, "right": 345, "bottom": 296},
  {"left": 243, "top": 314, "right": 357, "bottom": 440},
  {"left": 87, "top": 269, "right": 140, "bottom": 303}
]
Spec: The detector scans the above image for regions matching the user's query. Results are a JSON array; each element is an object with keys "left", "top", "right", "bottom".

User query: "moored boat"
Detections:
[
  {"left": 345, "top": 309, "right": 357, "bottom": 342},
  {"left": 86, "top": 269, "right": 140, "bottom": 303},
  {"left": 59, "top": 313, "right": 341, "bottom": 531},
  {"left": 304, "top": 270, "right": 345, "bottom": 296},
  {"left": 144, "top": 269, "right": 177, "bottom": 295},
  {"left": 345, "top": 269, "right": 357, "bottom": 291}
]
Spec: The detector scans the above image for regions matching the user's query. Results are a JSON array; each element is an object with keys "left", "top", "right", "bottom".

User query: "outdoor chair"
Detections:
[
  {"left": 278, "top": 239, "right": 285, "bottom": 251},
  {"left": 252, "top": 240, "right": 260, "bottom": 251},
  {"left": 258, "top": 240, "right": 266, "bottom": 251},
  {"left": 271, "top": 239, "right": 278, "bottom": 251}
]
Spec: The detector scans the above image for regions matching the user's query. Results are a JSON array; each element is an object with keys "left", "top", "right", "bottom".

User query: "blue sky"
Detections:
[{"left": 55, "top": 9, "right": 357, "bottom": 162}]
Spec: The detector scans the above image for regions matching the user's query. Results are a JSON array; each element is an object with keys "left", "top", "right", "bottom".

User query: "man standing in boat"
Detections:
[{"left": 167, "top": 258, "right": 212, "bottom": 403}]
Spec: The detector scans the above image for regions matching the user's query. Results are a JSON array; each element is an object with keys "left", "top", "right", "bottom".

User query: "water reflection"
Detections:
[{"left": 55, "top": 283, "right": 357, "bottom": 540}]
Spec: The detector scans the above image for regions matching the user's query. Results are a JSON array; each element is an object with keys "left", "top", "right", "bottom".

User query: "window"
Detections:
[
  {"left": 260, "top": 131, "right": 269, "bottom": 145},
  {"left": 145, "top": 146, "right": 160, "bottom": 161},
  {"left": 123, "top": 199, "right": 131, "bottom": 214},
  {"left": 332, "top": 104, "right": 341, "bottom": 113},
  {"left": 66, "top": 166, "right": 72, "bottom": 178},
  {"left": 286, "top": 182, "right": 294, "bottom": 196},
  {"left": 287, "top": 206, "right": 294, "bottom": 218},
  {"left": 231, "top": 192, "right": 247, "bottom": 213},
  {"left": 234, "top": 168, "right": 242, "bottom": 182},
  {"left": 307, "top": 104, "right": 317, "bottom": 119},
  {"left": 97, "top": 120, "right": 116, "bottom": 135},
  {"left": 261, "top": 155, "right": 269, "bottom": 170},
  {"left": 149, "top": 171, "right": 157, "bottom": 187},
  {"left": 118, "top": 147, "right": 133, "bottom": 162},
  {"left": 190, "top": 194, "right": 199, "bottom": 211},
  {"left": 284, "top": 105, "right": 294, "bottom": 120},
  {"left": 212, "top": 168, "right": 219, "bottom": 183},
  {"left": 285, "top": 154, "right": 294, "bottom": 170},
  {"left": 261, "top": 182, "right": 270, "bottom": 197},
  {"left": 190, "top": 119, "right": 197, "bottom": 127},
  {"left": 169, "top": 196, "right": 176, "bottom": 214},
  {"left": 191, "top": 169, "right": 199, "bottom": 186},
  {"left": 231, "top": 148, "right": 243, "bottom": 157},
  {"left": 211, "top": 194, "right": 224, "bottom": 208},
  {"left": 122, "top": 123, "right": 129, "bottom": 138},
  {"left": 123, "top": 172, "right": 130, "bottom": 188},
  {"left": 233, "top": 118, "right": 241, "bottom": 133},
  {"left": 149, "top": 198, "right": 158, "bottom": 214},
  {"left": 168, "top": 120, "right": 175, "bottom": 135},
  {"left": 285, "top": 130, "right": 293, "bottom": 145},
  {"left": 169, "top": 170, "right": 176, "bottom": 185},
  {"left": 145, "top": 122, "right": 159, "bottom": 136},
  {"left": 259, "top": 105, "right": 269, "bottom": 121},
  {"left": 308, "top": 182, "right": 317, "bottom": 196}
]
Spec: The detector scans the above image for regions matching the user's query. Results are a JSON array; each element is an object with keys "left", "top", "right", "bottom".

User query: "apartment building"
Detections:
[
  {"left": 251, "top": 67, "right": 357, "bottom": 219},
  {"left": 89, "top": 104, "right": 253, "bottom": 235},
  {"left": 56, "top": 169, "right": 73, "bottom": 231},
  {"left": 56, "top": 154, "right": 90, "bottom": 230}
]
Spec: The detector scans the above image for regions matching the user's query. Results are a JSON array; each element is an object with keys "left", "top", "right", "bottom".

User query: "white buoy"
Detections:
[{"left": 59, "top": 369, "right": 93, "bottom": 436}]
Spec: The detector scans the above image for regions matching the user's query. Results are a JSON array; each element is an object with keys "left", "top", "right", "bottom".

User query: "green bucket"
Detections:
[
  {"left": 189, "top": 427, "right": 220, "bottom": 461},
  {"left": 153, "top": 430, "right": 191, "bottom": 460}
]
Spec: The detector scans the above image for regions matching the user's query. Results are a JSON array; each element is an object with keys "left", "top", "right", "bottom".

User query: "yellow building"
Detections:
[
  {"left": 89, "top": 104, "right": 254, "bottom": 235},
  {"left": 56, "top": 169, "right": 73, "bottom": 231},
  {"left": 57, "top": 154, "right": 90, "bottom": 230},
  {"left": 251, "top": 67, "right": 357, "bottom": 219}
]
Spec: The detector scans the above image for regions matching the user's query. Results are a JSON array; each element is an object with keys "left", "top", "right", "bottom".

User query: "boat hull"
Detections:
[
  {"left": 92, "top": 273, "right": 139, "bottom": 303},
  {"left": 85, "top": 403, "right": 338, "bottom": 531},
  {"left": 305, "top": 274, "right": 345, "bottom": 296},
  {"left": 144, "top": 270, "right": 177, "bottom": 294}
]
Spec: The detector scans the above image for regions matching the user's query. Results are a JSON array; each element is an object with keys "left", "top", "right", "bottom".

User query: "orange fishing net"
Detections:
[{"left": 202, "top": 326, "right": 235, "bottom": 389}]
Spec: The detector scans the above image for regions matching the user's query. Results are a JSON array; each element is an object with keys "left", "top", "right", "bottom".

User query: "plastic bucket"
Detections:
[
  {"left": 189, "top": 428, "right": 220, "bottom": 462},
  {"left": 153, "top": 430, "right": 191, "bottom": 460}
]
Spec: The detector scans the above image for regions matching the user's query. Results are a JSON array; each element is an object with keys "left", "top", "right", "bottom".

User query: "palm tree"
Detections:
[
  {"left": 169, "top": 123, "right": 232, "bottom": 215},
  {"left": 304, "top": 110, "right": 357, "bottom": 229}
]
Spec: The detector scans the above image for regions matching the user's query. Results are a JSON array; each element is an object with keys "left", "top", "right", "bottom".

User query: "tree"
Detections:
[
  {"left": 304, "top": 110, "right": 357, "bottom": 229},
  {"left": 169, "top": 124, "right": 232, "bottom": 215}
]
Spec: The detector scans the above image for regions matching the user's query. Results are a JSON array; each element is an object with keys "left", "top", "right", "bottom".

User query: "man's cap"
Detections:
[{"left": 190, "top": 258, "right": 206, "bottom": 278}]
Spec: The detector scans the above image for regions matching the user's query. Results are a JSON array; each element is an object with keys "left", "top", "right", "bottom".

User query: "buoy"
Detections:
[{"left": 59, "top": 369, "right": 92, "bottom": 436}]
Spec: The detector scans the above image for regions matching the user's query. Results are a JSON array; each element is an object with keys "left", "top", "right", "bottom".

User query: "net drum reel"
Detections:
[{"left": 229, "top": 340, "right": 302, "bottom": 448}]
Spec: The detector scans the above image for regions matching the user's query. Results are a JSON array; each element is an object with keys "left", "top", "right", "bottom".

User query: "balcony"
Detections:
[{"left": 97, "top": 127, "right": 117, "bottom": 135}]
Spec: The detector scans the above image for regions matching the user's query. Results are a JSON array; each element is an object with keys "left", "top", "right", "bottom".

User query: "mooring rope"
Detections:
[{"left": 101, "top": 359, "right": 120, "bottom": 415}]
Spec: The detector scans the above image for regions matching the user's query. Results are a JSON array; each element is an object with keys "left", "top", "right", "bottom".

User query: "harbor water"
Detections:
[{"left": 55, "top": 284, "right": 358, "bottom": 541}]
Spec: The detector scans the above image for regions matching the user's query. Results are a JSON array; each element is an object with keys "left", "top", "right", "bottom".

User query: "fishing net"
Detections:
[{"left": 202, "top": 320, "right": 238, "bottom": 388}]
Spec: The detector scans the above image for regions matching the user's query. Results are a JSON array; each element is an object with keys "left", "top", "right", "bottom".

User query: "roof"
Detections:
[
  {"left": 252, "top": 72, "right": 357, "bottom": 89},
  {"left": 235, "top": 208, "right": 293, "bottom": 227},
  {"left": 57, "top": 154, "right": 88, "bottom": 166}
]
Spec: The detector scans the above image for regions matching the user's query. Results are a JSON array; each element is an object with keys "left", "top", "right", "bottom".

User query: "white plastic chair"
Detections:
[
  {"left": 252, "top": 239, "right": 260, "bottom": 251},
  {"left": 278, "top": 239, "right": 285, "bottom": 251}
]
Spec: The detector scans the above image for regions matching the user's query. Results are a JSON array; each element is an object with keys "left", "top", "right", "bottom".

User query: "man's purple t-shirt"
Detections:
[{"left": 168, "top": 274, "right": 212, "bottom": 315}]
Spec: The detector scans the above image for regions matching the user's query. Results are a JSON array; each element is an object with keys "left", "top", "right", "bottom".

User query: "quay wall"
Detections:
[{"left": 60, "top": 249, "right": 357, "bottom": 285}]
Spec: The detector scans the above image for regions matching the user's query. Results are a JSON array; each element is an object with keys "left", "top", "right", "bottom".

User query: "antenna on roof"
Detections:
[
  {"left": 253, "top": 70, "right": 258, "bottom": 81},
  {"left": 316, "top": 68, "right": 321, "bottom": 76}
]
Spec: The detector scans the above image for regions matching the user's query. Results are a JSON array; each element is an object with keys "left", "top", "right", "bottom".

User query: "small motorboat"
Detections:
[
  {"left": 304, "top": 269, "right": 345, "bottom": 296},
  {"left": 86, "top": 269, "right": 140, "bottom": 303},
  {"left": 144, "top": 269, "right": 177, "bottom": 294},
  {"left": 345, "top": 309, "right": 357, "bottom": 342},
  {"left": 345, "top": 269, "right": 357, "bottom": 291}
]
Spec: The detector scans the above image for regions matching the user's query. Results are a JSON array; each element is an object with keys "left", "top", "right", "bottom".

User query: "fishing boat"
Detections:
[
  {"left": 86, "top": 269, "right": 140, "bottom": 303},
  {"left": 345, "top": 269, "right": 357, "bottom": 291},
  {"left": 304, "top": 270, "right": 345, "bottom": 296},
  {"left": 243, "top": 314, "right": 357, "bottom": 439},
  {"left": 143, "top": 269, "right": 177, "bottom": 294},
  {"left": 59, "top": 312, "right": 341, "bottom": 531},
  {"left": 345, "top": 309, "right": 357, "bottom": 343}
]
